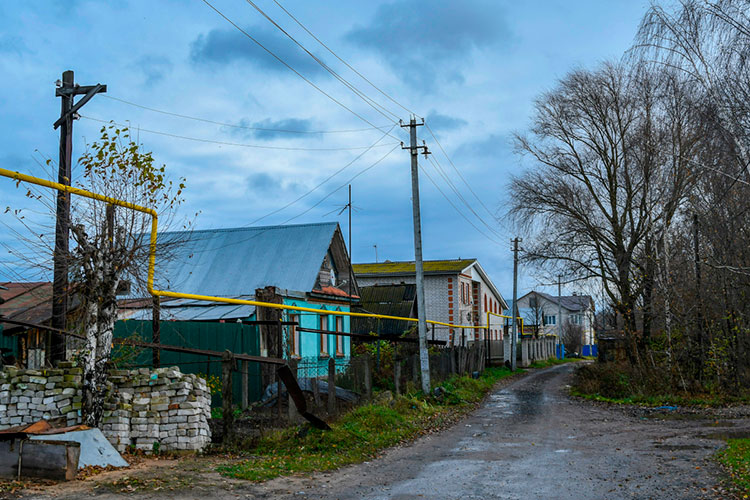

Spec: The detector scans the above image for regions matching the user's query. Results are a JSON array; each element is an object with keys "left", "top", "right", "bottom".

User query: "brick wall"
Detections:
[{"left": 0, "top": 364, "right": 211, "bottom": 453}]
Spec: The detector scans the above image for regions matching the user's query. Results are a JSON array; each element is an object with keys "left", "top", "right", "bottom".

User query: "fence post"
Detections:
[
  {"left": 363, "top": 354, "right": 372, "bottom": 400},
  {"left": 327, "top": 357, "right": 336, "bottom": 414},
  {"left": 241, "top": 360, "right": 248, "bottom": 411},
  {"left": 394, "top": 355, "right": 401, "bottom": 395},
  {"left": 312, "top": 375, "right": 321, "bottom": 408},
  {"left": 288, "top": 358, "right": 299, "bottom": 422},
  {"left": 221, "top": 351, "right": 234, "bottom": 444}
]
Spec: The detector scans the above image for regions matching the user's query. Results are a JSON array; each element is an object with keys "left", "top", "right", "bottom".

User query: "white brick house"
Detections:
[
  {"left": 352, "top": 259, "right": 507, "bottom": 345},
  {"left": 515, "top": 291, "right": 596, "bottom": 345}
]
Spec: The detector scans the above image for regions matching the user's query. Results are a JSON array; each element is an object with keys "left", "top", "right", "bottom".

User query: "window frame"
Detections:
[
  {"left": 335, "top": 316, "right": 345, "bottom": 356},
  {"left": 319, "top": 314, "right": 329, "bottom": 356}
]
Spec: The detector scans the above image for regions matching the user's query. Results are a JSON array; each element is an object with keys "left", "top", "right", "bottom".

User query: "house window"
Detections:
[
  {"left": 290, "top": 314, "right": 300, "bottom": 357},
  {"left": 543, "top": 315, "right": 556, "bottom": 325},
  {"left": 319, "top": 314, "right": 329, "bottom": 356},
  {"left": 335, "top": 316, "right": 345, "bottom": 356}
]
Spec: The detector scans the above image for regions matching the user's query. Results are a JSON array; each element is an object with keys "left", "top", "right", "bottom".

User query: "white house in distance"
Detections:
[
  {"left": 515, "top": 291, "right": 596, "bottom": 346},
  {"left": 352, "top": 258, "right": 507, "bottom": 345}
]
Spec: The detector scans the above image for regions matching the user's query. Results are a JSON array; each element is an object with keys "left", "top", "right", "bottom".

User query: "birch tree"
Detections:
[{"left": 70, "top": 125, "right": 186, "bottom": 426}]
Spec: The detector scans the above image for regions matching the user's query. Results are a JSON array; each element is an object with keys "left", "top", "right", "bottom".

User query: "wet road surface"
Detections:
[{"left": 248, "top": 363, "right": 746, "bottom": 499}]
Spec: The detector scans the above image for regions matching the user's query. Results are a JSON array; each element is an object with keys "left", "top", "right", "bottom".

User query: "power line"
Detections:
[
  {"left": 168, "top": 142, "right": 400, "bottom": 257},
  {"left": 425, "top": 122, "right": 500, "bottom": 223},
  {"left": 101, "top": 95, "right": 392, "bottom": 135},
  {"left": 243, "top": 0, "right": 402, "bottom": 124},
  {"left": 240, "top": 124, "right": 397, "bottom": 227},
  {"left": 426, "top": 154, "right": 505, "bottom": 240},
  {"left": 272, "top": 0, "right": 420, "bottom": 120},
  {"left": 79, "top": 115, "right": 399, "bottom": 152},
  {"left": 417, "top": 163, "right": 503, "bottom": 246},
  {"left": 199, "top": 0, "right": 401, "bottom": 141},
  {"left": 279, "top": 143, "right": 399, "bottom": 224}
]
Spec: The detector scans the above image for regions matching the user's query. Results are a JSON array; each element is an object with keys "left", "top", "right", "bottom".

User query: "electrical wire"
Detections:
[
  {"left": 161, "top": 142, "right": 400, "bottom": 256},
  {"left": 101, "top": 95, "right": 392, "bottom": 135},
  {"left": 243, "top": 0, "right": 402, "bottom": 124},
  {"left": 426, "top": 154, "right": 505, "bottom": 240},
  {"left": 79, "top": 115, "right": 399, "bottom": 152},
  {"left": 425, "top": 123, "right": 500, "bottom": 223},
  {"left": 199, "top": 0, "right": 401, "bottom": 141},
  {"left": 240, "top": 124, "right": 397, "bottom": 227},
  {"left": 272, "top": 0, "right": 420, "bottom": 120},
  {"left": 417, "top": 163, "right": 503, "bottom": 246}
]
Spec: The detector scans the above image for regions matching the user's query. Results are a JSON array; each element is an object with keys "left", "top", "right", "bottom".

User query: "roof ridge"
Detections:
[
  {"left": 159, "top": 221, "right": 338, "bottom": 236},
  {"left": 354, "top": 258, "right": 477, "bottom": 265}
]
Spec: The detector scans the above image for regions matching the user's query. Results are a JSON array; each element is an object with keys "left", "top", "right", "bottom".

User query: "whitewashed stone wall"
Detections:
[{"left": 0, "top": 364, "right": 211, "bottom": 453}]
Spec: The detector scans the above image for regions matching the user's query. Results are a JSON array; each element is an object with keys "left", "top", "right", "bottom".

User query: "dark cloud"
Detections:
[
  {"left": 425, "top": 111, "right": 467, "bottom": 132},
  {"left": 248, "top": 172, "right": 280, "bottom": 191},
  {"left": 227, "top": 117, "right": 315, "bottom": 140},
  {"left": 454, "top": 133, "right": 512, "bottom": 159},
  {"left": 345, "top": 0, "right": 509, "bottom": 89},
  {"left": 190, "top": 25, "right": 327, "bottom": 77},
  {"left": 135, "top": 55, "right": 173, "bottom": 85}
]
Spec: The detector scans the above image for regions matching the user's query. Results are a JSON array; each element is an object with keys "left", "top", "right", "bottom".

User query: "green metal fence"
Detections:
[{"left": 113, "top": 320, "right": 262, "bottom": 407}]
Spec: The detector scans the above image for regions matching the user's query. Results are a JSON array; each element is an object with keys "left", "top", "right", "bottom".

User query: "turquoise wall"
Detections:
[{"left": 284, "top": 298, "right": 351, "bottom": 377}]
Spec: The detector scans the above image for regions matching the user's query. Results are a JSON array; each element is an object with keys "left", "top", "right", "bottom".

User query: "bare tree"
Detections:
[
  {"left": 524, "top": 294, "right": 545, "bottom": 337},
  {"left": 510, "top": 63, "right": 702, "bottom": 355},
  {"left": 562, "top": 320, "right": 583, "bottom": 356}
]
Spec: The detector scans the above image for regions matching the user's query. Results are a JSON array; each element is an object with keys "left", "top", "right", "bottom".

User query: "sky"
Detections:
[{"left": 0, "top": 0, "right": 651, "bottom": 302}]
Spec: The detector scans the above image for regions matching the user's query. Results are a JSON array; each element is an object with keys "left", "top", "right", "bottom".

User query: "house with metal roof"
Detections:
[
  {"left": 351, "top": 283, "right": 416, "bottom": 337},
  {"left": 117, "top": 222, "right": 359, "bottom": 386},
  {"left": 0, "top": 282, "right": 83, "bottom": 369},
  {"left": 513, "top": 291, "right": 596, "bottom": 353},
  {"left": 352, "top": 259, "right": 507, "bottom": 345}
]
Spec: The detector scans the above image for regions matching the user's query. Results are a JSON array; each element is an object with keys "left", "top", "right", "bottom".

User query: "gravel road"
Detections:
[
  {"left": 24, "top": 363, "right": 748, "bottom": 500},
  {"left": 243, "top": 363, "right": 746, "bottom": 500}
]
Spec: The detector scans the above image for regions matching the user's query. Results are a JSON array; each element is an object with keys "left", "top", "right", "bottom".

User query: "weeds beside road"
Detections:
[{"left": 218, "top": 365, "right": 518, "bottom": 481}]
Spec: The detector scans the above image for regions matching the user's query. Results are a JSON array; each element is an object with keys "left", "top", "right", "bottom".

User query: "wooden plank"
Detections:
[{"left": 0, "top": 439, "right": 80, "bottom": 481}]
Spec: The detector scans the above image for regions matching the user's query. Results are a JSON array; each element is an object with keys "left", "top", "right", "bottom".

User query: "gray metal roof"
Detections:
[
  {"left": 534, "top": 292, "right": 593, "bottom": 312},
  {"left": 142, "top": 222, "right": 339, "bottom": 298},
  {"left": 123, "top": 297, "right": 255, "bottom": 321}
]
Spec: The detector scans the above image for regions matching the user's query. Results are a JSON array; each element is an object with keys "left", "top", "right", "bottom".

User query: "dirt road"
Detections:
[
  {"left": 244, "top": 363, "right": 743, "bottom": 499},
  {"left": 24, "top": 363, "right": 747, "bottom": 499}
]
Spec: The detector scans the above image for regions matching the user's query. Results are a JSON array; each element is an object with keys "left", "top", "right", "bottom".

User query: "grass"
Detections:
[
  {"left": 570, "top": 388, "right": 750, "bottom": 407},
  {"left": 528, "top": 357, "right": 581, "bottom": 369},
  {"left": 217, "top": 366, "right": 516, "bottom": 482},
  {"left": 716, "top": 438, "right": 750, "bottom": 497}
]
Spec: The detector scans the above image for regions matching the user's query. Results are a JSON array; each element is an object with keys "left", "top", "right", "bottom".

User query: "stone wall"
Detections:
[{"left": 0, "top": 363, "right": 211, "bottom": 453}]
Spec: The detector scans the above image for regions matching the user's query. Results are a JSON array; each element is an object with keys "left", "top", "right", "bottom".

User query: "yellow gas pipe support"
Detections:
[{"left": 0, "top": 167, "right": 486, "bottom": 331}]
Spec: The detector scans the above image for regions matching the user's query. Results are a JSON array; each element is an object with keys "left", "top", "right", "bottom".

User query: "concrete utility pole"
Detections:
[
  {"left": 51, "top": 70, "right": 106, "bottom": 363},
  {"left": 510, "top": 237, "right": 521, "bottom": 371},
  {"left": 557, "top": 274, "right": 563, "bottom": 358},
  {"left": 401, "top": 117, "right": 431, "bottom": 394}
]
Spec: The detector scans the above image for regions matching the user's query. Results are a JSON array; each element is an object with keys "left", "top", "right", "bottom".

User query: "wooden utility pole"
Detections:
[
  {"left": 402, "top": 117, "right": 431, "bottom": 394},
  {"left": 51, "top": 70, "right": 106, "bottom": 363}
]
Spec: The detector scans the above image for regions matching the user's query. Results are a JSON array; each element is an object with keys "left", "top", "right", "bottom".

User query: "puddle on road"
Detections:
[
  {"left": 702, "top": 430, "right": 750, "bottom": 440},
  {"left": 487, "top": 389, "right": 545, "bottom": 419}
]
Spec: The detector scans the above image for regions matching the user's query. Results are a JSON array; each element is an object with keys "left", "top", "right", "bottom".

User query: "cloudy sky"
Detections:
[{"left": 0, "top": 0, "right": 650, "bottom": 300}]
